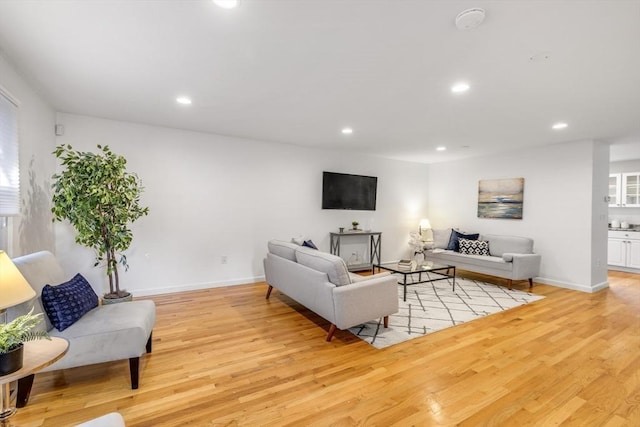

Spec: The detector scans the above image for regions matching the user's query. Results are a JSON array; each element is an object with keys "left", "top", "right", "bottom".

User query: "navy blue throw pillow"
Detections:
[
  {"left": 446, "top": 229, "right": 480, "bottom": 252},
  {"left": 302, "top": 240, "right": 318, "bottom": 250},
  {"left": 41, "top": 274, "right": 99, "bottom": 331}
]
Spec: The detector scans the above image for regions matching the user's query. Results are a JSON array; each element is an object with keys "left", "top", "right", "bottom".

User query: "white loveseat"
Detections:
[
  {"left": 263, "top": 240, "right": 399, "bottom": 341},
  {"left": 423, "top": 230, "right": 541, "bottom": 290}
]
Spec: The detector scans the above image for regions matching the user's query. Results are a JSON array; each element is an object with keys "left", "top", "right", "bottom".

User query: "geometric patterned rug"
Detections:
[{"left": 348, "top": 277, "right": 544, "bottom": 349}]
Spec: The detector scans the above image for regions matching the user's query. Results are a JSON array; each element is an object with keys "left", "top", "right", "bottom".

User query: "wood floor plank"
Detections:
[{"left": 9, "top": 270, "right": 640, "bottom": 426}]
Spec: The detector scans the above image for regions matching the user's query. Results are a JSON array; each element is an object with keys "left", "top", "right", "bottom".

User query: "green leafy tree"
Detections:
[{"left": 51, "top": 144, "right": 149, "bottom": 299}]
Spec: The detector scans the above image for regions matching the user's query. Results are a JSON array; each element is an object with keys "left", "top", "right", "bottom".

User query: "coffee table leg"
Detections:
[
  {"left": 452, "top": 267, "right": 456, "bottom": 292},
  {"left": 403, "top": 274, "right": 408, "bottom": 301}
]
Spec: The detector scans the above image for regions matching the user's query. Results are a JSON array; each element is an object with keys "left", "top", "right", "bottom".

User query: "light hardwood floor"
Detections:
[{"left": 12, "top": 271, "right": 640, "bottom": 426}]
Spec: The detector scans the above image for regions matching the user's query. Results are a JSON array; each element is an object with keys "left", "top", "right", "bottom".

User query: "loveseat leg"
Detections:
[
  {"left": 507, "top": 279, "right": 513, "bottom": 290},
  {"left": 129, "top": 357, "right": 140, "bottom": 389},
  {"left": 326, "top": 324, "right": 337, "bottom": 342},
  {"left": 16, "top": 374, "right": 35, "bottom": 408},
  {"left": 528, "top": 278, "right": 534, "bottom": 290},
  {"left": 266, "top": 285, "right": 273, "bottom": 299},
  {"left": 383, "top": 316, "right": 389, "bottom": 328},
  {"left": 146, "top": 332, "right": 153, "bottom": 353}
]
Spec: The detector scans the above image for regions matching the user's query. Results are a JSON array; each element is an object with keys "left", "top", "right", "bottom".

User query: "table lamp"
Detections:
[
  {"left": 0, "top": 250, "right": 35, "bottom": 324},
  {"left": 419, "top": 218, "right": 431, "bottom": 235}
]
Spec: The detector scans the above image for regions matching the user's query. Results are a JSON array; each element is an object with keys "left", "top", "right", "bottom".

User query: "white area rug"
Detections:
[{"left": 348, "top": 277, "right": 544, "bottom": 349}]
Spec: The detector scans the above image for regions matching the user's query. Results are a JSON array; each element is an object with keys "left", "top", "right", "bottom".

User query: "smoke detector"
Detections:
[{"left": 455, "top": 8, "right": 486, "bottom": 30}]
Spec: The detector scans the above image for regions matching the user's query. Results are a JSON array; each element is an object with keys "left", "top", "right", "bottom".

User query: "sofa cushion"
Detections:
[
  {"left": 459, "top": 238, "right": 490, "bottom": 256},
  {"left": 482, "top": 234, "right": 534, "bottom": 257},
  {"left": 41, "top": 273, "right": 99, "bottom": 331},
  {"left": 447, "top": 229, "right": 480, "bottom": 252},
  {"left": 295, "top": 247, "right": 352, "bottom": 286},
  {"left": 432, "top": 229, "right": 452, "bottom": 249},
  {"left": 268, "top": 240, "right": 299, "bottom": 262}
]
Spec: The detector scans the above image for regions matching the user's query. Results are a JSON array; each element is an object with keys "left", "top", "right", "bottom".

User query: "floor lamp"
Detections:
[{"left": 0, "top": 250, "right": 36, "bottom": 425}]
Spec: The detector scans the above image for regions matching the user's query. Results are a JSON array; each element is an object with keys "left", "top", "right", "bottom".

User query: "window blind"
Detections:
[{"left": 0, "top": 88, "right": 20, "bottom": 216}]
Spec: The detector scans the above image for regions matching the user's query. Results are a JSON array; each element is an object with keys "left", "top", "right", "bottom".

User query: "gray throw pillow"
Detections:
[{"left": 432, "top": 228, "right": 452, "bottom": 249}]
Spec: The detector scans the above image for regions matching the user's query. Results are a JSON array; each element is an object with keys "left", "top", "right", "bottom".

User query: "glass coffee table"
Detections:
[{"left": 373, "top": 261, "right": 456, "bottom": 301}]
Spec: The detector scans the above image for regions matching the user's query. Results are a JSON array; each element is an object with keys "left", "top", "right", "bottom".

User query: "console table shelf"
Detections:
[{"left": 329, "top": 231, "right": 382, "bottom": 272}]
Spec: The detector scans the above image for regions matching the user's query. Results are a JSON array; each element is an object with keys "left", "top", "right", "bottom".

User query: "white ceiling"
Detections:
[{"left": 0, "top": 0, "right": 638, "bottom": 163}]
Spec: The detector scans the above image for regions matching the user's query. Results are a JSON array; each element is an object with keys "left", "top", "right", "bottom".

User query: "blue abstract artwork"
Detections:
[{"left": 478, "top": 178, "right": 524, "bottom": 219}]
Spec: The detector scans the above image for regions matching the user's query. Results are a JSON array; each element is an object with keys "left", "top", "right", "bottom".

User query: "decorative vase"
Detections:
[{"left": 0, "top": 343, "right": 24, "bottom": 376}]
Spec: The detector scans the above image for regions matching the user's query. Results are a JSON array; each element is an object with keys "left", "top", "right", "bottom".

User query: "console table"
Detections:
[{"left": 330, "top": 231, "right": 381, "bottom": 271}]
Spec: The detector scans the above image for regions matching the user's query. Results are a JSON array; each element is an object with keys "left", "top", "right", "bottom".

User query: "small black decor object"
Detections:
[{"left": 0, "top": 343, "right": 24, "bottom": 375}]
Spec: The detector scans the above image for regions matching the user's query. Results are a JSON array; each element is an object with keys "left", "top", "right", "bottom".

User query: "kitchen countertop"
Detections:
[{"left": 609, "top": 227, "right": 640, "bottom": 232}]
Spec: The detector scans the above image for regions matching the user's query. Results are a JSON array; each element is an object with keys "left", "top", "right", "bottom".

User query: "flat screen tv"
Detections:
[{"left": 322, "top": 171, "right": 377, "bottom": 211}]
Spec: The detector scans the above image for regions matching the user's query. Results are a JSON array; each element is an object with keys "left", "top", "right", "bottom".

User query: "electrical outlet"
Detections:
[{"left": 221, "top": 255, "right": 228, "bottom": 264}]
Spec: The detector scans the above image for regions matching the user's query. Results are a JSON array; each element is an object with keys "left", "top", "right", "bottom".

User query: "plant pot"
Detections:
[
  {"left": 102, "top": 293, "right": 133, "bottom": 305},
  {"left": 0, "top": 343, "right": 24, "bottom": 376}
]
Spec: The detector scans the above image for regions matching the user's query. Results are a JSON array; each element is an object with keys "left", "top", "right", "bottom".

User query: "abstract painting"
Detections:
[{"left": 478, "top": 178, "right": 524, "bottom": 219}]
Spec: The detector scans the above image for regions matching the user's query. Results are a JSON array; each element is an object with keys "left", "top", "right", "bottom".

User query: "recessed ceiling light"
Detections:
[
  {"left": 176, "top": 97, "right": 192, "bottom": 105},
  {"left": 436, "top": 146, "right": 447, "bottom": 151},
  {"left": 451, "top": 82, "right": 470, "bottom": 93},
  {"left": 455, "top": 8, "right": 486, "bottom": 31},
  {"left": 552, "top": 122, "right": 568, "bottom": 130},
  {"left": 213, "top": 0, "right": 239, "bottom": 9},
  {"left": 341, "top": 128, "right": 353, "bottom": 135}
]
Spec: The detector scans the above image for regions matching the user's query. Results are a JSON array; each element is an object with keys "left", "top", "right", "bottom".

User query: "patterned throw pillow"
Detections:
[
  {"left": 458, "top": 238, "right": 490, "bottom": 256},
  {"left": 41, "top": 273, "right": 99, "bottom": 331},
  {"left": 446, "top": 229, "right": 480, "bottom": 252}
]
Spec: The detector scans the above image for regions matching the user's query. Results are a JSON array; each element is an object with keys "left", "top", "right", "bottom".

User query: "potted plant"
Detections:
[
  {"left": 0, "top": 309, "right": 50, "bottom": 375},
  {"left": 352, "top": 221, "right": 359, "bottom": 230},
  {"left": 51, "top": 144, "right": 149, "bottom": 303}
]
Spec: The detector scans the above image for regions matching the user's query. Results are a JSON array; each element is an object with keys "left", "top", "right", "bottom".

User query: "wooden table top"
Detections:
[{"left": 0, "top": 337, "right": 69, "bottom": 384}]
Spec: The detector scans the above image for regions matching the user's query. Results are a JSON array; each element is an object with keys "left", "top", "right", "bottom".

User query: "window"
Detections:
[{"left": 0, "top": 86, "right": 20, "bottom": 252}]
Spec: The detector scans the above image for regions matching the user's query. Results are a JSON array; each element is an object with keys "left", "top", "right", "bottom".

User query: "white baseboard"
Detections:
[
  {"left": 134, "top": 275, "right": 266, "bottom": 297},
  {"left": 535, "top": 277, "right": 609, "bottom": 293}
]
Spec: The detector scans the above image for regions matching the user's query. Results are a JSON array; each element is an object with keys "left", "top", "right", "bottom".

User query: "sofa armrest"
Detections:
[
  {"left": 332, "top": 275, "right": 398, "bottom": 330},
  {"left": 503, "top": 253, "right": 541, "bottom": 280}
]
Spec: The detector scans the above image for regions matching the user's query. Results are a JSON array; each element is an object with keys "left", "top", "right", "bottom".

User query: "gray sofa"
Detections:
[
  {"left": 424, "top": 231, "right": 541, "bottom": 290},
  {"left": 9, "top": 251, "right": 156, "bottom": 407},
  {"left": 263, "top": 240, "right": 399, "bottom": 341}
]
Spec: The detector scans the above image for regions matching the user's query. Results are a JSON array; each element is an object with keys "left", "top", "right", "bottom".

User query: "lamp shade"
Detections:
[
  {"left": 0, "top": 250, "right": 35, "bottom": 310},
  {"left": 419, "top": 219, "right": 431, "bottom": 230}
]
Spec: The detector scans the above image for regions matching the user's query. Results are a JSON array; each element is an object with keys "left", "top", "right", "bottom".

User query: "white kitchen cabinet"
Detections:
[
  {"left": 629, "top": 240, "right": 640, "bottom": 269},
  {"left": 608, "top": 231, "right": 640, "bottom": 271},
  {"left": 610, "top": 172, "right": 640, "bottom": 207},
  {"left": 609, "top": 173, "right": 622, "bottom": 207},
  {"left": 622, "top": 172, "right": 640, "bottom": 207}
]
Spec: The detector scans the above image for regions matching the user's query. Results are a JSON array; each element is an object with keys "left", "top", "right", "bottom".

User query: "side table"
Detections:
[
  {"left": 329, "top": 231, "right": 382, "bottom": 271},
  {"left": 1, "top": 337, "right": 68, "bottom": 426}
]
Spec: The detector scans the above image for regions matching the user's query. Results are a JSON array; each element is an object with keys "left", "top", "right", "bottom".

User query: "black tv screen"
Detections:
[{"left": 322, "top": 172, "right": 377, "bottom": 211}]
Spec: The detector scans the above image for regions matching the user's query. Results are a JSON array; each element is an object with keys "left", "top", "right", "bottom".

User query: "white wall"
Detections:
[
  {"left": 426, "top": 140, "right": 609, "bottom": 292},
  {"left": 54, "top": 113, "right": 429, "bottom": 296},
  {"left": 591, "top": 142, "right": 610, "bottom": 286},
  {"left": 0, "top": 52, "right": 57, "bottom": 256}
]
